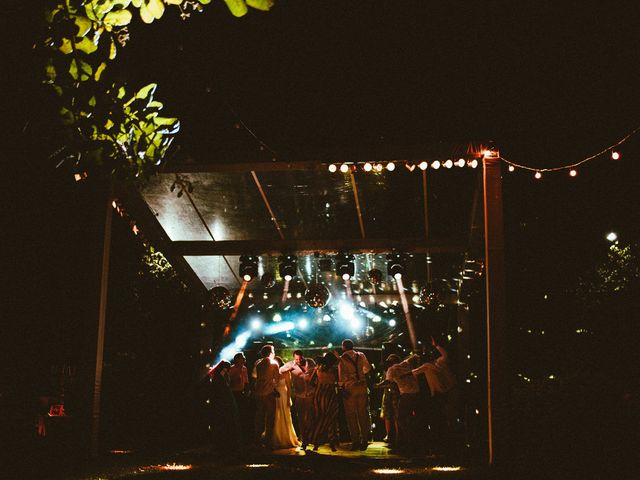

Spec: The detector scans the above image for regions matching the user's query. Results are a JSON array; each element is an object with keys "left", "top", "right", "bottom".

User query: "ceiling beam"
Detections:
[{"left": 173, "top": 238, "right": 467, "bottom": 256}]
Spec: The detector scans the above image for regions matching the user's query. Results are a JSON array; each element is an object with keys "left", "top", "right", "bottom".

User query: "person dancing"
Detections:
[{"left": 307, "top": 352, "right": 340, "bottom": 451}]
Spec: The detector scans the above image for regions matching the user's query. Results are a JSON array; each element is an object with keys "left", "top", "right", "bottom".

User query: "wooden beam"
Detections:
[{"left": 172, "top": 238, "right": 466, "bottom": 256}]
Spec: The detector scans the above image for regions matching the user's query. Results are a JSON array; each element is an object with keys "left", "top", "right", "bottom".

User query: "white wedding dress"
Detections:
[{"left": 271, "top": 373, "right": 300, "bottom": 449}]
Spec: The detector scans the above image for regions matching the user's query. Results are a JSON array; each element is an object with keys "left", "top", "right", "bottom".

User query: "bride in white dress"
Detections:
[{"left": 272, "top": 357, "right": 300, "bottom": 449}]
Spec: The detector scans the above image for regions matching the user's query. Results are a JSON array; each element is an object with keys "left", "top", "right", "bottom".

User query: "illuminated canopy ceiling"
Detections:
[{"left": 129, "top": 143, "right": 488, "bottom": 298}]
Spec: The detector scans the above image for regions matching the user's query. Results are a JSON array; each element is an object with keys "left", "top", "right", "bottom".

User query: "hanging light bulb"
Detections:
[
  {"left": 443, "top": 159, "right": 453, "bottom": 169},
  {"left": 418, "top": 161, "right": 428, "bottom": 170},
  {"left": 363, "top": 162, "right": 373, "bottom": 172},
  {"left": 405, "top": 163, "right": 416, "bottom": 172},
  {"left": 534, "top": 171, "right": 542, "bottom": 179},
  {"left": 340, "top": 163, "right": 350, "bottom": 173},
  {"left": 569, "top": 169, "right": 578, "bottom": 177},
  {"left": 455, "top": 158, "right": 466, "bottom": 167},
  {"left": 508, "top": 165, "right": 515, "bottom": 172},
  {"left": 328, "top": 164, "right": 337, "bottom": 173},
  {"left": 468, "top": 159, "right": 479, "bottom": 168},
  {"left": 611, "top": 151, "right": 620, "bottom": 160},
  {"left": 374, "top": 163, "right": 384, "bottom": 172},
  {"left": 431, "top": 160, "right": 441, "bottom": 170},
  {"left": 386, "top": 162, "right": 396, "bottom": 171}
]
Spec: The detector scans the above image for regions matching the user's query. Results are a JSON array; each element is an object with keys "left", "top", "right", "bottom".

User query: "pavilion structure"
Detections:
[{"left": 101, "top": 142, "right": 507, "bottom": 464}]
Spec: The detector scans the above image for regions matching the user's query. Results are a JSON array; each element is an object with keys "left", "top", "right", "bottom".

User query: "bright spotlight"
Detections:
[
  {"left": 389, "top": 319, "right": 397, "bottom": 327},
  {"left": 250, "top": 319, "right": 262, "bottom": 331},
  {"left": 279, "top": 254, "right": 297, "bottom": 281},
  {"left": 273, "top": 313, "right": 282, "bottom": 322},
  {"left": 323, "top": 314, "right": 331, "bottom": 322},
  {"left": 339, "top": 302, "right": 355, "bottom": 320},
  {"left": 606, "top": 232, "right": 617, "bottom": 242},
  {"left": 336, "top": 252, "right": 355, "bottom": 280},
  {"left": 239, "top": 255, "right": 259, "bottom": 282},
  {"left": 350, "top": 316, "right": 363, "bottom": 330},
  {"left": 298, "top": 318, "right": 309, "bottom": 330}
]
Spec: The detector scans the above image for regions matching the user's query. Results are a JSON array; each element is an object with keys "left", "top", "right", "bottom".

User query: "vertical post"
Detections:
[
  {"left": 90, "top": 192, "right": 113, "bottom": 458},
  {"left": 483, "top": 152, "right": 508, "bottom": 465}
]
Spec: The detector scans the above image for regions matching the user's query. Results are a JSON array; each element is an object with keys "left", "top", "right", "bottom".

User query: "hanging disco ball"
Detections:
[
  {"left": 304, "top": 283, "right": 331, "bottom": 308},
  {"left": 419, "top": 284, "right": 442, "bottom": 306},
  {"left": 368, "top": 268, "right": 383, "bottom": 285},
  {"left": 209, "top": 286, "right": 232, "bottom": 310},
  {"left": 261, "top": 272, "right": 276, "bottom": 289}
]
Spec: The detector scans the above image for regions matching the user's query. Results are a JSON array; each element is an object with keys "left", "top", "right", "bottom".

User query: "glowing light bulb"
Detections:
[
  {"left": 455, "top": 158, "right": 466, "bottom": 167},
  {"left": 393, "top": 272, "right": 402, "bottom": 280},
  {"left": 508, "top": 165, "right": 515, "bottom": 172},
  {"left": 431, "top": 160, "right": 441, "bottom": 170},
  {"left": 342, "top": 273, "right": 351, "bottom": 281},
  {"left": 243, "top": 274, "right": 252, "bottom": 282},
  {"left": 328, "top": 164, "right": 337, "bottom": 173},
  {"left": 374, "top": 163, "right": 384, "bottom": 172},
  {"left": 418, "top": 161, "right": 428, "bottom": 170},
  {"left": 606, "top": 232, "right": 617, "bottom": 242},
  {"left": 363, "top": 162, "right": 372, "bottom": 172},
  {"left": 569, "top": 169, "right": 577, "bottom": 177},
  {"left": 611, "top": 151, "right": 620, "bottom": 160},
  {"left": 340, "top": 163, "right": 349, "bottom": 173},
  {"left": 386, "top": 162, "right": 396, "bottom": 171},
  {"left": 468, "top": 159, "right": 478, "bottom": 168},
  {"left": 284, "top": 274, "right": 293, "bottom": 281},
  {"left": 443, "top": 159, "right": 453, "bottom": 169},
  {"left": 389, "top": 319, "right": 397, "bottom": 327},
  {"left": 534, "top": 171, "right": 542, "bottom": 179}
]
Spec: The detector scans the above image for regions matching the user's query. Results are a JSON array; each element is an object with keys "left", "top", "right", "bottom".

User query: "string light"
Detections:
[
  {"left": 418, "top": 161, "right": 428, "bottom": 170},
  {"left": 363, "top": 162, "right": 372, "bottom": 172},
  {"left": 386, "top": 162, "right": 395, "bottom": 171},
  {"left": 431, "top": 160, "right": 441, "bottom": 170},
  {"left": 443, "top": 159, "right": 453, "bottom": 169},
  {"left": 328, "top": 164, "right": 337, "bottom": 173},
  {"left": 534, "top": 171, "right": 542, "bottom": 179},
  {"left": 500, "top": 124, "right": 640, "bottom": 177},
  {"left": 374, "top": 163, "right": 384, "bottom": 172},
  {"left": 340, "top": 163, "right": 349, "bottom": 173},
  {"left": 468, "top": 159, "right": 478, "bottom": 168},
  {"left": 455, "top": 158, "right": 466, "bottom": 167}
]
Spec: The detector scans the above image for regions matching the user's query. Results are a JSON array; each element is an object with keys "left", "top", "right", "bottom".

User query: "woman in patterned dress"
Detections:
[{"left": 307, "top": 352, "right": 340, "bottom": 451}]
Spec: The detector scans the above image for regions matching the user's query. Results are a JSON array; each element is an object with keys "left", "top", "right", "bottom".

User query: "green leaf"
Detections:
[
  {"left": 224, "top": 0, "right": 248, "bottom": 17},
  {"left": 135, "top": 83, "right": 158, "bottom": 100},
  {"left": 117, "top": 86, "right": 127, "bottom": 98},
  {"left": 132, "top": 0, "right": 143, "bottom": 7},
  {"left": 197, "top": 0, "right": 212, "bottom": 4},
  {"left": 104, "top": 8, "right": 133, "bottom": 26},
  {"left": 94, "top": 61, "right": 108, "bottom": 81},
  {"left": 164, "top": 0, "right": 183, "bottom": 4},
  {"left": 246, "top": 0, "right": 273, "bottom": 11},
  {"left": 140, "top": 0, "right": 165, "bottom": 23},
  {"left": 74, "top": 15, "right": 93, "bottom": 37},
  {"left": 58, "top": 38, "right": 73, "bottom": 54},
  {"left": 89, "top": 96, "right": 97, "bottom": 107},
  {"left": 75, "top": 36, "right": 99, "bottom": 54},
  {"left": 109, "top": 37, "right": 117, "bottom": 59},
  {"left": 60, "top": 106, "right": 75, "bottom": 125},
  {"left": 45, "top": 63, "right": 57, "bottom": 83},
  {"left": 105, "top": 118, "right": 115, "bottom": 130}
]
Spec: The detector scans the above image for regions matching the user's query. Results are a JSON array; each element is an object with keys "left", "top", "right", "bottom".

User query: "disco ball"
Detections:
[
  {"left": 418, "top": 285, "right": 442, "bottom": 306},
  {"left": 368, "top": 268, "right": 383, "bottom": 285},
  {"left": 304, "top": 283, "right": 331, "bottom": 308},
  {"left": 209, "top": 286, "right": 232, "bottom": 310},
  {"left": 261, "top": 272, "right": 276, "bottom": 289}
]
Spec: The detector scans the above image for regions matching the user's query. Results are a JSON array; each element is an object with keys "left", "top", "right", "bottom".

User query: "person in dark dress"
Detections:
[
  {"left": 307, "top": 352, "right": 341, "bottom": 451},
  {"left": 208, "top": 360, "right": 241, "bottom": 452}
]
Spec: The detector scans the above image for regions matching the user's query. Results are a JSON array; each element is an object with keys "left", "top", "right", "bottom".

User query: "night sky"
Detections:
[{"left": 5, "top": 1, "right": 640, "bottom": 406}]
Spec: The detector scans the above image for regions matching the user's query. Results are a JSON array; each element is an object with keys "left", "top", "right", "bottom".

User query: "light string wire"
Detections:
[
  {"left": 500, "top": 124, "right": 640, "bottom": 172},
  {"left": 224, "top": 101, "right": 279, "bottom": 159}
]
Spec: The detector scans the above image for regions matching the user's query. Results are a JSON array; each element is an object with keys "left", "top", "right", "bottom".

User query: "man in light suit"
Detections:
[{"left": 338, "top": 339, "right": 372, "bottom": 450}]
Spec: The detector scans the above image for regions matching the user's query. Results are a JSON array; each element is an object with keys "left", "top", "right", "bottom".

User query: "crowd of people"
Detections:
[{"left": 207, "top": 336, "right": 457, "bottom": 456}]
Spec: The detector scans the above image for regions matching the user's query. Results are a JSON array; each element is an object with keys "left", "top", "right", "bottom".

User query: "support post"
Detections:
[
  {"left": 483, "top": 152, "right": 509, "bottom": 465},
  {"left": 90, "top": 192, "right": 113, "bottom": 458}
]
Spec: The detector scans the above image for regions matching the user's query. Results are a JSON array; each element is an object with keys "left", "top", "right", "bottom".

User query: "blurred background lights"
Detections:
[
  {"left": 250, "top": 319, "right": 262, "bottom": 331},
  {"left": 273, "top": 313, "right": 282, "bottom": 322},
  {"left": 297, "top": 318, "right": 309, "bottom": 330},
  {"left": 389, "top": 319, "right": 397, "bottom": 327}
]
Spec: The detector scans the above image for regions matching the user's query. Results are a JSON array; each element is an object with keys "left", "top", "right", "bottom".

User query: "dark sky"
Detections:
[{"left": 5, "top": 1, "right": 640, "bottom": 371}]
